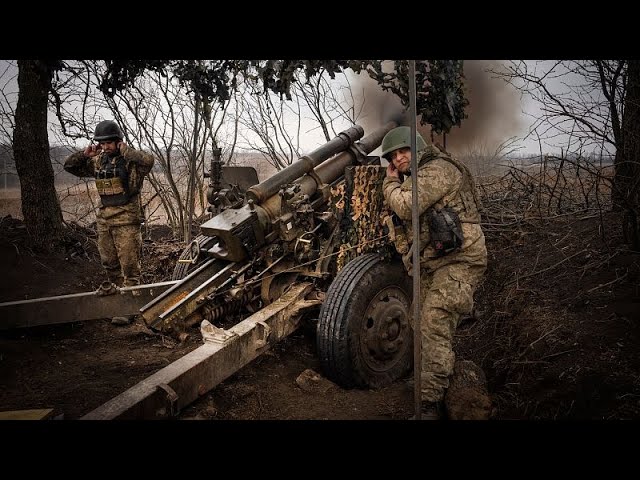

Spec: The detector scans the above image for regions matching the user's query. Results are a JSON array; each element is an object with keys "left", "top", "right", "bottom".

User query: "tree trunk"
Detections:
[
  {"left": 13, "top": 60, "right": 63, "bottom": 252},
  {"left": 617, "top": 60, "right": 640, "bottom": 250}
]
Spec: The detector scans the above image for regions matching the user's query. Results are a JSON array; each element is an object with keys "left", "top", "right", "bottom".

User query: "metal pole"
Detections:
[{"left": 408, "top": 60, "right": 422, "bottom": 420}]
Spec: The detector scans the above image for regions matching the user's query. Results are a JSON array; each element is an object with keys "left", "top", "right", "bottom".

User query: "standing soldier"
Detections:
[
  {"left": 381, "top": 126, "right": 487, "bottom": 419},
  {"left": 64, "top": 120, "right": 155, "bottom": 326}
]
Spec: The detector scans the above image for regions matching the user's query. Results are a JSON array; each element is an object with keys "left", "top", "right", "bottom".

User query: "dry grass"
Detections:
[{"left": 454, "top": 159, "right": 640, "bottom": 419}]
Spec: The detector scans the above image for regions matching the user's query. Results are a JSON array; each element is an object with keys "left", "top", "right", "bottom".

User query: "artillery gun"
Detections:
[{"left": 0, "top": 121, "right": 414, "bottom": 418}]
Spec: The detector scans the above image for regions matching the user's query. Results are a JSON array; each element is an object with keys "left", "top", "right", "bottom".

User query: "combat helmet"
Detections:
[
  {"left": 94, "top": 120, "right": 124, "bottom": 141},
  {"left": 381, "top": 126, "right": 427, "bottom": 159}
]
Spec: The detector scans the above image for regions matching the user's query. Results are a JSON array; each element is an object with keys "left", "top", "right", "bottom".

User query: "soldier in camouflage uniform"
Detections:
[
  {"left": 381, "top": 126, "right": 487, "bottom": 419},
  {"left": 64, "top": 120, "right": 155, "bottom": 326}
]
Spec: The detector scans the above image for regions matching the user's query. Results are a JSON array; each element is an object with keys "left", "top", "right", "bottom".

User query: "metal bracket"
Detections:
[
  {"left": 177, "top": 239, "right": 201, "bottom": 264},
  {"left": 348, "top": 142, "right": 368, "bottom": 163},
  {"left": 156, "top": 383, "right": 179, "bottom": 418},
  {"left": 200, "top": 320, "right": 237, "bottom": 344},
  {"left": 255, "top": 321, "right": 271, "bottom": 348},
  {"left": 306, "top": 169, "right": 324, "bottom": 190}
]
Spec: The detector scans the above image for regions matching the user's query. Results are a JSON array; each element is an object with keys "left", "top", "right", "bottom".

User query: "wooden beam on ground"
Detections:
[
  {"left": 81, "top": 282, "right": 318, "bottom": 420},
  {"left": 0, "top": 408, "right": 54, "bottom": 420},
  {"left": 0, "top": 281, "right": 178, "bottom": 330}
]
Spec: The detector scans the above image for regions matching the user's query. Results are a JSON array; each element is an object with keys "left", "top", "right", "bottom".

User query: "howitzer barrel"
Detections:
[
  {"left": 246, "top": 125, "right": 365, "bottom": 204},
  {"left": 258, "top": 121, "right": 398, "bottom": 221}
]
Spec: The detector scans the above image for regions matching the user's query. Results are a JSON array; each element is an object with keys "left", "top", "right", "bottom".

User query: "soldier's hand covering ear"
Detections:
[
  {"left": 386, "top": 162, "right": 399, "bottom": 179},
  {"left": 83, "top": 144, "right": 100, "bottom": 158}
]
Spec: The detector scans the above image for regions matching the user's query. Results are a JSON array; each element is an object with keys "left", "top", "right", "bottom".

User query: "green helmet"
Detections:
[
  {"left": 380, "top": 126, "right": 427, "bottom": 159},
  {"left": 94, "top": 120, "right": 124, "bottom": 141}
]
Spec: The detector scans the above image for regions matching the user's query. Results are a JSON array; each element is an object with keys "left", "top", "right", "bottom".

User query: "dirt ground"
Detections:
[{"left": 1, "top": 206, "right": 639, "bottom": 420}]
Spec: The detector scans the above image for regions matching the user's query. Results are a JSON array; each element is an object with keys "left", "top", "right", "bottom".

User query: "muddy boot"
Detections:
[
  {"left": 96, "top": 281, "right": 118, "bottom": 297},
  {"left": 410, "top": 401, "right": 445, "bottom": 420},
  {"left": 111, "top": 315, "right": 134, "bottom": 326}
]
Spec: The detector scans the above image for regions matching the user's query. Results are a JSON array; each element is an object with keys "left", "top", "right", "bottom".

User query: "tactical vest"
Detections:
[
  {"left": 422, "top": 150, "right": 482, "bottom": 256},
  {"left": 95, "top": 154, "right": 131, "bottom": 207},
  {"left": 420, "top": 151, "right": 482, "bottom": 224}
]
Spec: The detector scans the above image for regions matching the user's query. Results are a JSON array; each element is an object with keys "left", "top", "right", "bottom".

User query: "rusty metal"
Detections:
[
  {"left": 141, "top": 261, "right": 237, "bottom": 330},
  {"left": 199, "top": 293, "right": 248, "bottom": 324},
  {"left": 156, "top": 384, "right": 180, "bottom": 417}
]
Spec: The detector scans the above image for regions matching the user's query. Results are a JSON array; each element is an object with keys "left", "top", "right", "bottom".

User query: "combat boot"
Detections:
[
  {"left": 410, "top": 401, "right": 445, "bottom": 420},
  {"left": 96, "top": 281, "right": 118, "bottom": 296}
]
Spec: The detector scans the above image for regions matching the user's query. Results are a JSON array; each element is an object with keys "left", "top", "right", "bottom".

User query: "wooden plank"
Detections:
[
  {"left": 0, "top": 281, "right": 177, "bottom": 330},
  {"left": 0, "top": 408, "right": 54, "bottom": 420}
]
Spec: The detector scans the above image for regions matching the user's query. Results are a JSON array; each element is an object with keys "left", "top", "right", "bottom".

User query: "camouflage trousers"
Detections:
[
  {"left": 419, "top": 261, "right": 486, "bottom": 403},
  {"left": 96, "top": 222, "right": 143, "bottom": 287}
]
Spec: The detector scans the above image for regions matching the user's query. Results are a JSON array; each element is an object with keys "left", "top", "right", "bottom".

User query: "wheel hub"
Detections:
[{"left": 362, "top": 288, "right": 410, "bottom": 365}]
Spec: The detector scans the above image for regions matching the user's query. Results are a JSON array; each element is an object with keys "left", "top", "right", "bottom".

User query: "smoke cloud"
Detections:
[{"left": 349, "top": 60, "right": 523, "bottom": 156}]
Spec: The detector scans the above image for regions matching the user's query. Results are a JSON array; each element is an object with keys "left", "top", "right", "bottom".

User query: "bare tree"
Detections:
[
  {"left": 237, "top": 70, "right": 362, "bottom": 171},
  {"left": 493, "top": 61, "right": 621, "bottom": 154},
  {"left": 619, "top": 60, "right": 640, "bottom": 248},
  {"left": 237, "top": 77, "right": 302, "bottom": 171},
  {"left": 493, "top": 60, "right": 640, "bottom": 249},
  {"left": 0, "top": 61, "right": 18, "bottom": 189},
  {"left": 12, "top": 60, "right": 64, "bottom": 251},
  {"left": 0, "top": 61, "right": 18, "bottom": 146},
  {"left": 295, "top": 70, "right": 363, "bottom": 141}
]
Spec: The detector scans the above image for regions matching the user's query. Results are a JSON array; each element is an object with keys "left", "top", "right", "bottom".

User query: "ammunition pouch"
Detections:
[
  {"left": 96, "top": 177, "right": 130, "bottom": 206},
  {"left": 95, "top": 155, "right": 131, "bottom": 207},
  {"left": 428, "top": 206, "right": 463, "bottom": 257},
  {"left": 96, "top": 176, "right": 126, "bottom": 196}
]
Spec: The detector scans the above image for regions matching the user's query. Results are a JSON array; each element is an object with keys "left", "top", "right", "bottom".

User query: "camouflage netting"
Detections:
[{"left": 332, "top": 165, "right": 392, "bottom": 271}]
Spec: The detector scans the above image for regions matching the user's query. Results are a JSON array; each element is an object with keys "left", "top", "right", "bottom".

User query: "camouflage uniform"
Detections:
[
  {"left": 383, "top": 144, "right": 487, "bottom": 403},
  {"left": 64, "top": 144, "right": 155, "bottom": 287}
]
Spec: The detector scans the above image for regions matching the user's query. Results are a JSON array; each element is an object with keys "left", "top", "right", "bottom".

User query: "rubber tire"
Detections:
[
  {"left": 317, "top": 253, "right": 413, "bottom": 389},
  {"left": 171, "top": 234, "right": 218, "bottom": 280}
]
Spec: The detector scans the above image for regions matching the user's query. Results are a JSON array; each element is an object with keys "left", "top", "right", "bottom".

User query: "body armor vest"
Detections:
[
  {"left": 423, "top": 152, "right": 481, "bottom": 256},
  {"left": 434, "top": 154, "right": 482, "bottom": 223},
  {"left": 95, "top": 154, "right": 131, "bottom": 207}
]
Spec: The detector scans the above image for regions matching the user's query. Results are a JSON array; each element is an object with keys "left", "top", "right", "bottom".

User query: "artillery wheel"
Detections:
[
  {"left": 171, "top": 234, "right": 218, "bottom": 280},
  {"left": 317, "top": 253, "right": 413, "bottom": 388}
]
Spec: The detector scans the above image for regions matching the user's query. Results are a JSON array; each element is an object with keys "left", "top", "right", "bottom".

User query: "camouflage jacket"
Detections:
[
  {"left": 382, "top": 145, "right": 487, "bottom": 271},
  {"left": 64, "top": 144, "right": 155, "bottom": 226}
]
